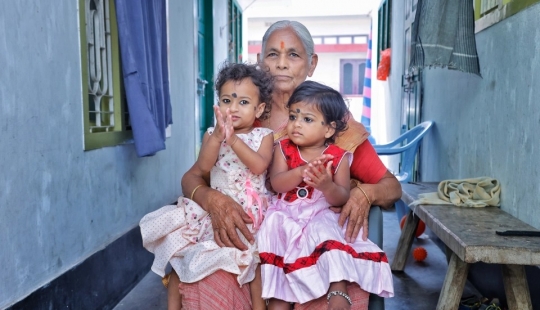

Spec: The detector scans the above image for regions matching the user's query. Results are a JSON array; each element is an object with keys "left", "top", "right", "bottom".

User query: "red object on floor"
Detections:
[
  {"left": 413, "top": 247, "right": 428, "bottom": 261},
  {"left": 400, "top": 215, "right": 426, "bottom": 237}
]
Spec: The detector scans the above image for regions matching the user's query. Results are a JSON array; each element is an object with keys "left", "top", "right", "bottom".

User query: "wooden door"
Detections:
[
  {"left": 402, "top": 0, "right": 421, "bottom": 133},
  {"left": 401, "top": 0, "right": 423, "bottom": 180}
]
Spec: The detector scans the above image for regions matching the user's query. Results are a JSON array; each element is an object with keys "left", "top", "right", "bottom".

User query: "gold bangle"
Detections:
[
  {"left": 356, "top": 184, "right": 372, "bottom": 206},
  {"left": 190, "top": 184, "right": 204, "bottom": 201}
]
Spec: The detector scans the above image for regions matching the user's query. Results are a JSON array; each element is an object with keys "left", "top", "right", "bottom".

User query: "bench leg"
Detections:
[
  {"left": 501, "top": 264, "right": 532, "bottom": 310},
  {"left": 436, "top": 252, "right": 469, "bottom": 310},
  {"left": 390, "top": 209, "right": 419, "bottom": 272}
]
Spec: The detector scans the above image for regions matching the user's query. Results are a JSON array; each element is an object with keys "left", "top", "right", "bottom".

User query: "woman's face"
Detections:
[{"left": 258, "top": 28, "right": 318, "bottom": 95}]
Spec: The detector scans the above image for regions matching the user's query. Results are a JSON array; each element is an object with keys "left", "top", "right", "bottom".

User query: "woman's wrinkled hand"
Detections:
[
  {"left": 206, "top": 189, "right": 254, "bottom": 250},
  {"left": 330, "top": 186, "right": 371, "bottom": 242}
]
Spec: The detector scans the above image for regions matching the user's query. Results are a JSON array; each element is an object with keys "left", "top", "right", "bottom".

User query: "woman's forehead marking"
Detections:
[
  {"left": 296, "top": 108, "right": 300, "bottom": 113},
  {"left": 232, "top": 93, "right": 237, "bottom": 98}
]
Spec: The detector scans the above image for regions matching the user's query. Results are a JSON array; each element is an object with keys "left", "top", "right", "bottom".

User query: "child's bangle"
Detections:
[
  {"left": 190, "top": 184, "right": 204, "bottom": 201},
  {"left": 356, "top": 184, "right": 372, "bottom": 206}
]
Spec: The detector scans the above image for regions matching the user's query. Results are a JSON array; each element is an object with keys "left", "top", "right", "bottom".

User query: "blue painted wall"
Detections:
[
  {"left": 418, "top": 3, "right": 540, "bottom": 229},
  {"left": 404, "top": 3, "right": 540, "bottom": 306},
  {"left": 0, "top": 1, "right": 200, "bottom": 308}
]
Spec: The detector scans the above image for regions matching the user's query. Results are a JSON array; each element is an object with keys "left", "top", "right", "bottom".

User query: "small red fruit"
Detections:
[
  {"left": 413, "top": 247, "right": 428, "bottom": 261},
  {"left": 400, "top": 215, "right": 426, "bottom": 237}
]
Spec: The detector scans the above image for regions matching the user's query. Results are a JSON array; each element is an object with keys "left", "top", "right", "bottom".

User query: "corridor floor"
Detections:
[{"left": 113, "top": 206, "right": 480, "bottom": 309}]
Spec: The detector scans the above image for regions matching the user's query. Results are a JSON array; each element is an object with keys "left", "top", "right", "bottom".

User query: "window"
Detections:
[
  {"left": 340, "top": 59, "right": 366, "bottom": 95},
  {"left": 79, "top": 0, "right": 131, "bottom": 150},
  {"left": 377, "top": 0, "right": 392, "bottom": 64},
  {"left": 474, "top": 0, "right": 540, "bottom": 32}
]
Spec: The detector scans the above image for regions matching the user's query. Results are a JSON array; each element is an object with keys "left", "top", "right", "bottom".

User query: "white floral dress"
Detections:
[{"left": 140, "top": 127, "right": 273, "bottom": 286}]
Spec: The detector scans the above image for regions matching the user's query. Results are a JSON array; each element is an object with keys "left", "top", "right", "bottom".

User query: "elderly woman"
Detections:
[{"left": 171, "top": 20, "right": 401, "bottom": 309}]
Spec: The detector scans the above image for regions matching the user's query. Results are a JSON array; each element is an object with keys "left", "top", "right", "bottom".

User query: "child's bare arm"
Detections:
[
  {"left": 197, "top": 132, "right": 221, "bottom": 174},
  {"left": 269, "top": 146, "right": 304, "bottom": 193},
  {"left": 229, "top": 133, "right": 273, "bottom": 175},
  {"left": 304, "top": 156, "right": 350, "bottom": 206}
]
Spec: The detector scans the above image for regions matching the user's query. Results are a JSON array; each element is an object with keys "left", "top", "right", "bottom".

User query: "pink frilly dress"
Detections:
[
  {"left": 139, "top": 127, "right": 273, "bottom": 286},
  {"left": 257, "top": 139, "right": 394, "bottom": 304}
]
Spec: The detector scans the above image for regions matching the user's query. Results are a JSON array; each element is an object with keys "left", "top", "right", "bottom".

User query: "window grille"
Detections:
[
  {"left": 79, "top": 0, "right": 131, "bottom": 150},
  {"left": 86, "top": 0, "right": 115, "bottom": 133}
]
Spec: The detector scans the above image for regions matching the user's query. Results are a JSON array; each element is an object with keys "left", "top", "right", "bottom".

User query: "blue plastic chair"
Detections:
[
  {"left": 373, "top": 121, "right": 434, "bottom": 183},
  {"left": 374, "top": 121, "right": 434, "bottom": 221}
]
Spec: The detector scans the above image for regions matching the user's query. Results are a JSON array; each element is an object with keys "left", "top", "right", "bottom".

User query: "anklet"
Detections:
[{"left": 327, "top": 291, "right": 352, "bottom": 305}]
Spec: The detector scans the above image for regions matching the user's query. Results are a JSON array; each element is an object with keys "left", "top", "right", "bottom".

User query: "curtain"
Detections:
[
  {"left": 115, "top": 0, "right": 172, "bottom": 157},
  {"left": 410, "top": 0, "right": 481, "bottom": 76}
]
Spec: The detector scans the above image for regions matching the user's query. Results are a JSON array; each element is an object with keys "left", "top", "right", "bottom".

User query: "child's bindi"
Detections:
[
  {"left": 280, "top": 41, "right": 285, "bottom": 49},
  {"left": 296, "top": 108, "right": 300, "bottom": 113},
  {"left": 232, "top": 93, "right": 237, "bottom": 98}
]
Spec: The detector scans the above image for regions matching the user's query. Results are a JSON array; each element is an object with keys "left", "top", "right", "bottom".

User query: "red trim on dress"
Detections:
[{"left": 260, "top": 240, "right": 388, "bottom": 274}]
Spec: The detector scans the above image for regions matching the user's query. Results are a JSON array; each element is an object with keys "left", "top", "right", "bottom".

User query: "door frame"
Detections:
[{"left": 194, "top": 0, "right": 215, "bottom": 149}]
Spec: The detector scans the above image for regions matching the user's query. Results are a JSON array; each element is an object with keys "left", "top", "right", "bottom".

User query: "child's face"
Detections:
[
  {"left": 286, "top": 101, "right": 335, "bottom": 147},
  {"left": 218, "top": 78, "right": 266, "bottom": 133}
]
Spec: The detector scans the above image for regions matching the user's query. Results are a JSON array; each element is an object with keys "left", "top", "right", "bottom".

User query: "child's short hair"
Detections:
[
  {"left": 287, "top": 81, "right": 349, "bottom": 143},
  {"left": 214, "top": 62, "right": 273, "bottom": 120}
]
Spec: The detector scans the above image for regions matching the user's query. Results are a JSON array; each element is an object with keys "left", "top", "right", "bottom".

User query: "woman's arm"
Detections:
[
  {"left": 357, "top": 171, "right": 402, "bottom": 208},
  {"left": 349, "top": 140, "right": 402, "bottom": 208},
  {"left": 230, "top": 133, "right": 274, "bottom": 175},
  {"left": 336, "top": 140, "right": 402, "bottom": 242}
]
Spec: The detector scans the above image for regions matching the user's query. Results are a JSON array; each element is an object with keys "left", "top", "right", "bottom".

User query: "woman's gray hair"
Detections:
[{"left": 261, "top": 20, "right": 315, "bottom": 58}]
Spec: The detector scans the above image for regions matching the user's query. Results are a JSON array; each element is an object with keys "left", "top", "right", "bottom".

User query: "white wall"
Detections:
[
  {"left": 371, "top": 0, "right": 405, "bottom": 171},
  {"left": 213, "top": 0, "right": 230, "bottom": 77},
  {"left": 245, "top": 0, "right": 373, "bottom": 18},
  {"left": 312, "top": 52, "right": 368, "bottom": 91},
  {"left": 247, "top": 16, "right": 371, "bottom": 43}
]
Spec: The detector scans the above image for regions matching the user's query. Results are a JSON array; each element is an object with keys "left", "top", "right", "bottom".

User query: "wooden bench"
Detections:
[{"left": 393, "top": 182, "right": 540, "bottom": 310}]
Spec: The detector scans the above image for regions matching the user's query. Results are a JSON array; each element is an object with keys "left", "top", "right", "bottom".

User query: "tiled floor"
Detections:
[{"left": 113, "top": 206, "right": 480, "bottom": 309}]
